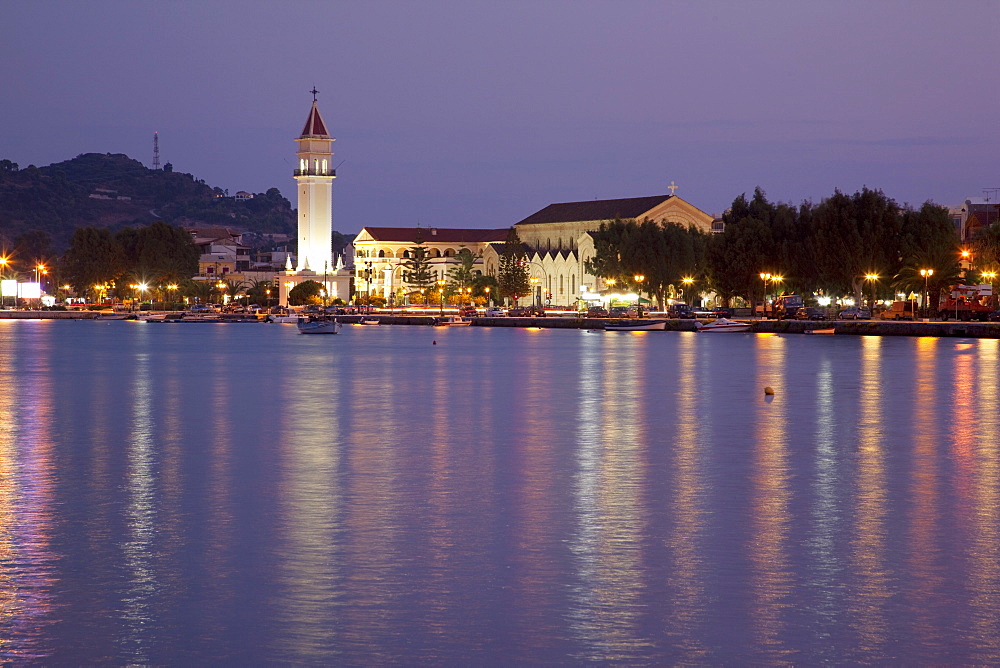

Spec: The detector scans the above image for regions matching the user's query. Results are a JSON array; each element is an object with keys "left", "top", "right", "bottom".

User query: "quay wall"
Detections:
[{"left": 348, "top": 315, "right": 1000, "bottom": 338}]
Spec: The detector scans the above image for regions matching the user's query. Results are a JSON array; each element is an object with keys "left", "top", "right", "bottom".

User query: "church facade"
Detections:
[{"left": 491, "top": 193, "right": 714, "bottom": 306}]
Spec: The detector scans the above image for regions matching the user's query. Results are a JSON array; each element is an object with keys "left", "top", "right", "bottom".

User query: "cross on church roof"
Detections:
[
  {"left": 668, "top": 181, "right": 679, "bottom": 196},
  {"left": 310, "top": 86, "right": 319, "bottom": 101}
]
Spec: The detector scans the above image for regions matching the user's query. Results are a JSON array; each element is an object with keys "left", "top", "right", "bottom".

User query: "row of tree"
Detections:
[{"left": 586, "top": 187, "right": 971, "bottom": 308}]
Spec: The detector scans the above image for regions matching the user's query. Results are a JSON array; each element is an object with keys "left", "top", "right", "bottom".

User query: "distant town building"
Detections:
[{"left": 233, "top": 191, "right": 254, "bottom": 201}]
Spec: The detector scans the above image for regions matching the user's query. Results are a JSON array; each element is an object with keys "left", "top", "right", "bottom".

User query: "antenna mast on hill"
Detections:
[{"left": 152, "top": 131, "right": 161, "bottom": 170}]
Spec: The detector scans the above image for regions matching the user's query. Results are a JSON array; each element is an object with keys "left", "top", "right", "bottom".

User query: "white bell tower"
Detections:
[{"left": 295, "top": 88, "right": 335, "bottom": 273}]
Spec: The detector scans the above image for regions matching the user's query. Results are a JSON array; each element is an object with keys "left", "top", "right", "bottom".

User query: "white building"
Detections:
[{"left": 277, "top": 92, "right": 351, "bottom": 304}]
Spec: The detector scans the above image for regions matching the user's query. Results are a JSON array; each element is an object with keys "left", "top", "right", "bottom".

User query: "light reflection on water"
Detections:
[{"left": 0, "top": 322, "right": 999, "bottom": 663}]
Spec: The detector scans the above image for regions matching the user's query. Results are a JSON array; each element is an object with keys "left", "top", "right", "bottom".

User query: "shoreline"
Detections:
[{"left": 3, "top": 310, "right": 1000, "bottom": 338}]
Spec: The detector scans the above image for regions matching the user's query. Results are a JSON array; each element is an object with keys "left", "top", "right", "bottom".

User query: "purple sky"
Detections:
[{"left": 3, "top": 1, "right": 998, "bottom": 234}]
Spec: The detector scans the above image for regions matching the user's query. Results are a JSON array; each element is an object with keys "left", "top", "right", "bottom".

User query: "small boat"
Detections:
[
  {"left": 604, "top": 319, "right": 667, "bottom": 331},
  {"left": 266, "top": 313, "right": 300, "bottom": 324},
  {"left": 297, "top": 316, "right": 342, "bottom": 334},
  {"left": 804, "top": 327, "right": 836, "bottom": 335},
  {"left": 358, "top": 318, "right": 380, "bottom": 325},
  {"left": 694, "top": 318, "right": 752, "bottom": 333},
  {"left": 435, "top": 316, "right": 472, "bottom": 326},
  {"left": 95, "top": 312, "right": 133, "bottom": 320}
]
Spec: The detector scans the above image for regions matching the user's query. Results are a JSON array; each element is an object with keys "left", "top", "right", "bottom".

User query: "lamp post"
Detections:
[
  {"left": 484, "top": 286, "right": 491, "bottom": 307},
  {"left": 265, "top": 288, "right": 271, "bottom": 309},
  {"left": 436, "top": 279, "right": 446, "bottom": 316},
  {"left": 920, "top": 268, "right": 934, "bottom": 319},
  {"left": 681, "top": 277, "right": 694, "bottom": 306},
  {"left": 634, "top": 274, "right": 645, "bottom": 318},
  {"left": 530, "top": 277, "right": 540, "bottom": 310},
  {"left": 865, "top": 273, "right": 879, "bottom": 313},
  {"left": 759, "top": 273, "right": 772, "bottom": 318},
  {"left": 961, "top": 249, "right": 972, "bottom": 279},
  {"left": 0, "top": 257, "right": 8, "bottom": 308}
]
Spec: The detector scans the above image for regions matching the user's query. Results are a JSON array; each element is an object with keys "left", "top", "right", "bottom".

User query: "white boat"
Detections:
[
  {"left": 694, "top": 318, "right": 752, "bottom": 333},
  {"left": 95, "top": 312, "right": 133, "bottom": 320},
  {"left": 358, "top": 318, "right": 380, "bottom": 325},
  {"left": 266, "top": 313, "right": 300, "bottom": 323},
  {"left": 604, "top": 319, "right": 667, "bottom": 331},
  {"left": 297, "top": 317, "right": 342, "bottom": 334},
  {"left": 804, "top": 327, "right": 836, "bottom": 335},
  {"left": 435, "top": 316, "right": 472, "bottom": 326}
]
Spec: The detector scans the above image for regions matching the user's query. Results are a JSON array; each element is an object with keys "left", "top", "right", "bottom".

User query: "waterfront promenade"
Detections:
[{"left": 3, "top": 309, "right": 1000, "bottom": 337}]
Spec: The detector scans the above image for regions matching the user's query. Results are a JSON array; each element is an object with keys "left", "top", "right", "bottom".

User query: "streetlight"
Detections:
[
  {"left": 634, "top": 274, "right": 645, "bottom": 318},
  {"left": 865, "top": 273, "right": 879, "bottom": 312},
  {"left": 0, "top": 257, "right": 8, "bottom": 308},
  {"left": 681, "top": 277, "right": 694, "bottom": 304},
  {"left": 920, "top": 268, "right": 934, "bottom": 319},
  {"left": 530, "top": 277, "right": 540, "bottom": 309},
  {"left": 436, "top": 279, "right": 446, "bottom": 316},
  {"left": 265, "top": 288, "right": 271, "bottom": 309},
  {"left": 759, "top": 273, "right": 772, "bottom": 318},
  {"left": 484, "top": 286, "right": 491, "bottom": 306}
]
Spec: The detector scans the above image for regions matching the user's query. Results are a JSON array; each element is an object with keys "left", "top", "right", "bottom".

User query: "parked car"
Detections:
[
  {"left": 484, "top": 306, "right": 505, "bottom": 317},
  {"left": 608, "top": 306, "right": 636, "bottom": 318},
  {"left": 586, "top": 306, "right": 609, "bottom": 318},
  {"left": 508, "top": 306, "right": 531, "bottom": 317},
  {"left": 690, "top": 305, "right": 715, "bottom": 318},
  {"left": 795, "top": 307, "right": 827, "bottom": 321},
  {"left": 668, "top": 303, "right": 694, "bottom": 319},
  {"left": 838, "top": 307, "right": 871, "bottom": 320},
  {"left": 460, "top": 306, "right": 478, "bottom": 317},
  {"left": 709, "top": 306, "right": 733, "bottom": 318}
]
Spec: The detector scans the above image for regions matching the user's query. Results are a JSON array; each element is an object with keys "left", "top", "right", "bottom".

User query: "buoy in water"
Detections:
[
  {"left": 764, "top": 386, "right": 775, "bottom": 395},
  {"left": 433, "top": 340, "right": 437, "bottom": 345}
]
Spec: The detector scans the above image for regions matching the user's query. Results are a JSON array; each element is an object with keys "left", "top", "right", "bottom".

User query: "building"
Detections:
[
  {"left": 483, "top": 192, "right": 715, "bottom": 306},
  {"left": 352, "top": 226, "right": 508, "bottom": 304},
  {"left": 276, "top": 92, "right": 351, "bottom": 304}
]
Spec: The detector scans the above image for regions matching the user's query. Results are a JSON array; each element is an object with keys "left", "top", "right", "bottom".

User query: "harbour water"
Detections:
[{"left": 1, "top": 319, "right": 998, "bottom": 664}]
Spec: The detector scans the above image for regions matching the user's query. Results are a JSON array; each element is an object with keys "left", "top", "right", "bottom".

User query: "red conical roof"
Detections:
[{"left": 300, "top": 101, "right": 329, "bottom": 138}]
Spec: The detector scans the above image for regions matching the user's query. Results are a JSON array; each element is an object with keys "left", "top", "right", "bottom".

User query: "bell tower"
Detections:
[{"left": 294, "top": 88, "right": 335, "bottom": 273}]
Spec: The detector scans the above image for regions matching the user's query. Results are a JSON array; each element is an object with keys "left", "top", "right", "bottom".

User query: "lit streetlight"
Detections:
[
  {"left": 484, "top": 286, "right": 491, "bottom": 307},
  {"left": 759, "top": 273, "right": 772, "bottom": 318},
  {"left": 0, "top": 257, "right": 8, "bottom": 308},
  {"left": 865, "top": 273, "right": 879, "bottom": 312},
  {"left": 634, "top": 274, "right": 645, "bottom": 318},
  {"left": 920, "top": 268, "right": 934, "bottom": 319},
  {"left": 436, "top": 279, "right": 446, "bottom": 316},
  {"left": 681, "top": 276, "right": 694, "bottom": 304},
  {"left": 530, "top": 277, "right": 540, "bottom": 310}
]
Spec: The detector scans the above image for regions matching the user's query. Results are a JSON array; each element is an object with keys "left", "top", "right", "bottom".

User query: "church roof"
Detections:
[
  {"left": 515, "top": 195, "right": 674, "bottom": 225},
  {"left": 361, "top": 227, "right": 510, "bottom": 243},
  {"left": 300, "top": 101, "right": 330, "bottom": 138}
]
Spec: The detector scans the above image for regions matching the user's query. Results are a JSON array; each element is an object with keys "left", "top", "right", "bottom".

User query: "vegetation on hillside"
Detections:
[{"left": 0, "top": 153, "right": 297, "bottom": 251}]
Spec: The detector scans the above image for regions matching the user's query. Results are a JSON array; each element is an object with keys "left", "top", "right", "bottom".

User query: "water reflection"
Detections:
[
  {"left": 570, "top": 334, "right": 651, "bottom": 661},
  {"left": 850, "top": 335, "right": 889, "bottom": 656},
  {"left": 0, "top": 323, "right": 59, "bottom": 662},
  {"left": 749, "top": 334, "right": 792, "bottom": 662},
  {"left": 969, "top": 340, "right": 1000, "bottom": 662},
  {"left": 271, "top": 348, "right": 344, "bottom": 662},
  {"left": 664, "top": 334, "right": 708, "bottom": 660}
]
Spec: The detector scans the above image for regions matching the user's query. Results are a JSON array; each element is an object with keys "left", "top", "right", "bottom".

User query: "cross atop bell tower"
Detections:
[{"left": 294, "top": 90, "right": 335, "bottom": 273}]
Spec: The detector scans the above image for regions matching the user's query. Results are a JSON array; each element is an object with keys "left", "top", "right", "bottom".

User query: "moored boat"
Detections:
[
  {"left": 604, "top": 319, "right": 667, "bottom": 331},
  {"left": 435, "top": 316, "right": 472, "bottom": 326},
  {"left": 297, "top": 316, "right": 341, "bottom": 334},
  {"left": 804, "top": 327, "right": 836, "bottom": 335},
  {"left": 694, "top": 318, "right": 752, "bottom": 333},
  {"left": 358, "top": 318, "right": 380, "bottom": 325}
]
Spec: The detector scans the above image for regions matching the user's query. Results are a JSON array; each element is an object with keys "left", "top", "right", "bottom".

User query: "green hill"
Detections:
[{"left": 0, "top": 153, "right": 296, "bottom": 251}]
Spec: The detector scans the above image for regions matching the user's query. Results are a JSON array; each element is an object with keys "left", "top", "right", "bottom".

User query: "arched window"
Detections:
[
  {"left": 378, "top": 250, "right": 386, "bottom": 258},
  {"left": 403, "top": 250, "right": 411, "bottom": 259},
  {"left": 572, "top": 276, "right": 576, "bottom": 295},
  {"left": 560, "top": 275, "right": 564, "bottom": 294},
  {"left": 321, "top": 159, "right": 327, "bottom": 174}
]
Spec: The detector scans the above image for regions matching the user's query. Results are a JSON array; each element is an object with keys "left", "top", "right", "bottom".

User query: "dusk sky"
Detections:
[{"left": 3, "top": 1, "right": 998, "bottom": 234}]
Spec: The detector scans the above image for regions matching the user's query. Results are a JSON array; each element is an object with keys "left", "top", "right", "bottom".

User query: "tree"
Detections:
[
  {"left": 400, "top": 233, "right": 436, "bottom": 293},
  {"left": 115, "top": 221, "right": 199, "bottom": 284},
  {"left": 497, "top": 227, "right": 530, "bottom": 303},
  {"left": 447, "top": 247, "right": 479, "bottom": 295},
  {"left": 288, "top": 280, "right": 324, "bottom": 306},
  {"left": 62, "top": 227, "right": 123, "bottom": 299},
  {"left": 810, "top": 188, "right": 902, "bottom": 303}
]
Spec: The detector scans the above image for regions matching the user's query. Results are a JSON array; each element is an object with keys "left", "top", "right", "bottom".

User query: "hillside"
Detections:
[{"left": 0, "top": 153, "right": 296, "bottom": 251}]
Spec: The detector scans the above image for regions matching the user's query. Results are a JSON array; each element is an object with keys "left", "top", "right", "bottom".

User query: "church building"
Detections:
[{"left": 482, "top": 192, "right": 715, "bottom": 306}]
